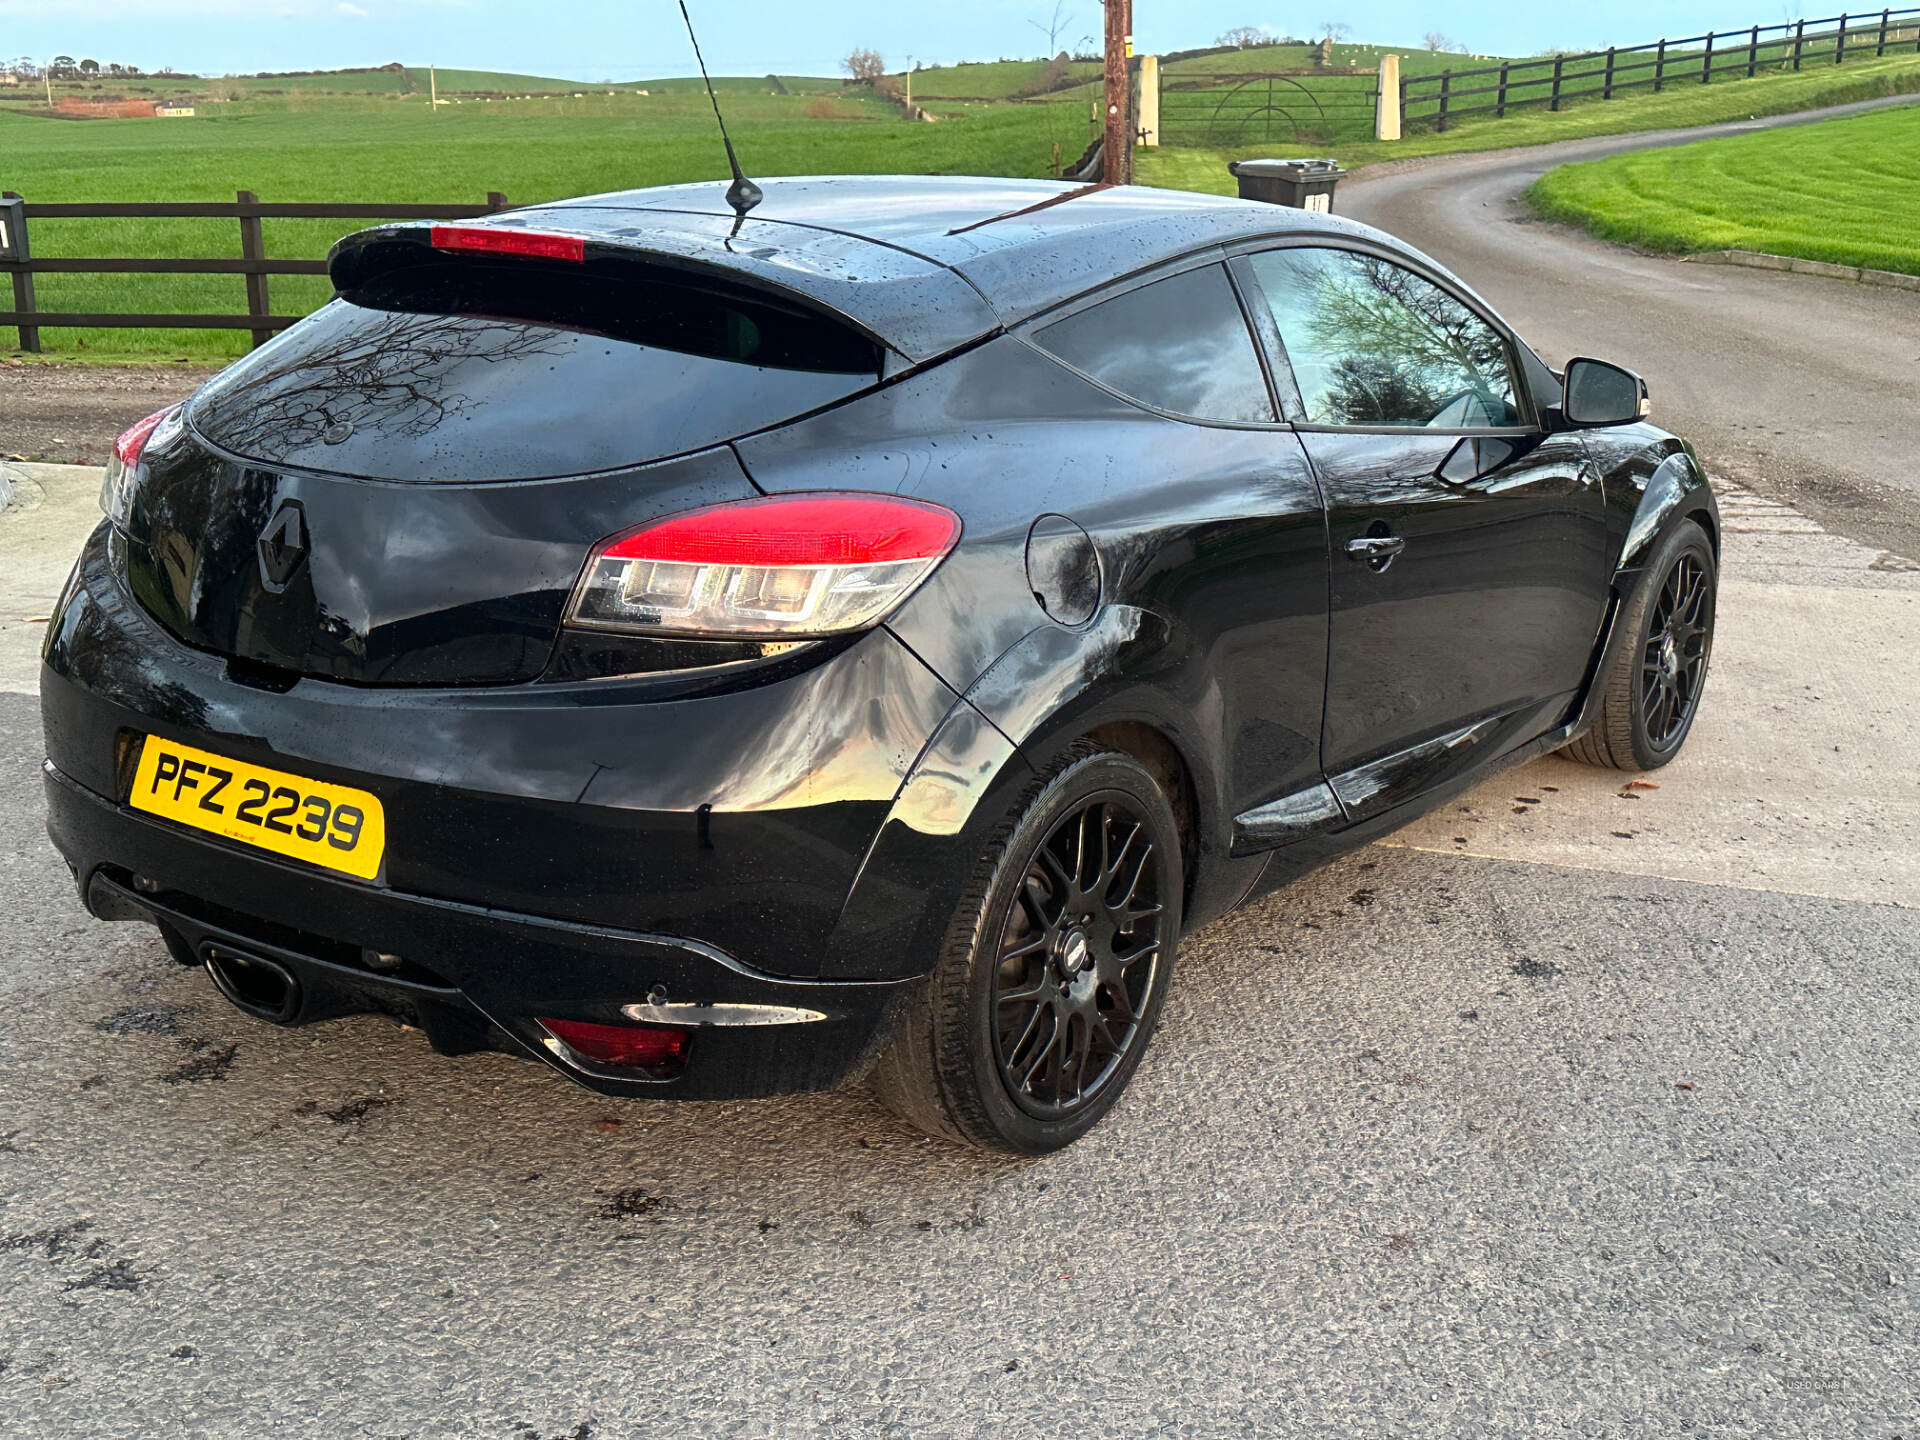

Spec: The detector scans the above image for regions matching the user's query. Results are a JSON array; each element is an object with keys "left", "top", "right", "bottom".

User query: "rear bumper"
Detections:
[
  {"left": 40, "top": 522, "right": 970, "bottom": 982},
  {"left": 46, "top": 762, "right": 912, "bottom": 1099}
]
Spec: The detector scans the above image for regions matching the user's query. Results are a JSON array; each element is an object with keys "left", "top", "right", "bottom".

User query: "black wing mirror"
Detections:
[{"left": 1562, "top": 357, "right": 1649, "bottom": 427}]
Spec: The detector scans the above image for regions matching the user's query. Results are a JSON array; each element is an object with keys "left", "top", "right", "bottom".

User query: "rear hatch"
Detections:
[{"left": 125, "top": 223, "right": 933, "bottom": 686}]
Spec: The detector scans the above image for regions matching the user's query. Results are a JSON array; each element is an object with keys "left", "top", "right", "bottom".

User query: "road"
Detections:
[
  {"left": 5, "top": 128, "right": 1920, "bottom": 1433},
  {"left": 1341, "top": 95, "right": 1920, "bottom": 563}
]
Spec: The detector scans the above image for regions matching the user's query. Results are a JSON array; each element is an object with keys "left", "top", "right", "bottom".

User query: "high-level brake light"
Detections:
[
  {"left": 568, "top": 493, "right": 961, "bottom": 639},
  {"left": 429, "top": 225, "right": 586, "bottom": 263}
]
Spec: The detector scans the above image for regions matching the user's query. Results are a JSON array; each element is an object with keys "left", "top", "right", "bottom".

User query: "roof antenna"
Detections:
[{"left": 677, "top": 0, "right": 762, "bottom": 221}]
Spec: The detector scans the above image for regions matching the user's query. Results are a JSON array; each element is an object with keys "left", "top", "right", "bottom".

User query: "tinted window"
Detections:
[
  {"left": 1247, "top": 248, "right": 1520, "bottom": 429},
  {"left": 1034, "top": 264, "right": 1274, "bottom": 423},
  {"left": 189, "top": 263, "right": 883, "bottom": 483}
]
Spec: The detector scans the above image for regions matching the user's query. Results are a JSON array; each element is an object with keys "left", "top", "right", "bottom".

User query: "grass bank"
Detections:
[
  {"left": 1526, "top": 103, "right": 1920, "bottom": 275},
  {"left": 1136, "top": 51, "right": 1920, "bottom": 193}
]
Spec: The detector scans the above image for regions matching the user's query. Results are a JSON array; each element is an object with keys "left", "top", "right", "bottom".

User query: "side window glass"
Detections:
[
  {"left": 1034, "top": 263, "right": 1274, "bottom": 424},
  {"left": 1246, "top": 248, "right": 1520, "bottom": 429}
]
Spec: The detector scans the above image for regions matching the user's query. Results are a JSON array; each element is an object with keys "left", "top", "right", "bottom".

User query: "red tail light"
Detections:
[
  {"left": 540, "top": 1017, "right": 690, "bottom": 1074},
  {"left": 568, "top": 493, "right": 961, "bottom": 638},
  {"left": 114, "top": 408, "right": 172, "bottom": 469},
  {"left": 430, "top": 225, "right": 585, "bottom": 263},
  {"left": 100, "top": 405, "right": 179, "bottom": 528}
]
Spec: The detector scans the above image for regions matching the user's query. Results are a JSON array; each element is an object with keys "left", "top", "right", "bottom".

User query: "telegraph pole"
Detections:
[{"left": 1101, "top": 0, "right": 1132, "bottom": 184}]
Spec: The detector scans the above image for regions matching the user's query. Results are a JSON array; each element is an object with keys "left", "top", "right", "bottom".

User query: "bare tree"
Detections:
[
  {"left": 1029, "top": 2, "right": 1077, "bottom": 56},
  {"left": 840, "top": 48, "right": 886, "bottom": 84},
  {"left": 1319, "top": 21, "right": 1352, "bottom": 43},
  {"left": 1217, "top": 25, "right": 1276, "bottom": 48},
  {"left": 1422, "top": 31, "right": 1455, "bottom": 52}
]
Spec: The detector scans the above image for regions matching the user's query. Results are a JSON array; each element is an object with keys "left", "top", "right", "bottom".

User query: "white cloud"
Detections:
[{"left": 337, "top": 1, "right": 369, "bottom": 13}]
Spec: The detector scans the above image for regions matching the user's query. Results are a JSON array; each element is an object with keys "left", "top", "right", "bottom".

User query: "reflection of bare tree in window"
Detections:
[
  {"left": 1299, "top": 254, "right": 1514, "bottom": 426},
  {"left": 1323, "top": 353, "right": 1445, "bottom": 426},
  {"left": 196, "top": 305, "right": 568, "bottom": 457}
]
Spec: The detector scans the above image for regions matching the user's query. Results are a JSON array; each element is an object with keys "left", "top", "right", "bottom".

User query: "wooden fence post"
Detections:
[
  {"left": 0, "top": 191, "right": 39, "bottom": 354},
  {"left": 1793, "top": 19, "right": 1806, "bottom": 68},
  {"left": 1747, "top": 25, "right": 1761, "bottom": 76},
  {"left": 1495, "top": 61, "right": 1510, "bottom": 117},
  {"left": 1654, "top": 38, "right": 1667, "bottom": 90},
  {"left": 235, "top": 189, "right": 272, "bottom": 350},
  {"left": 1837, "top": 13, "right": 1849, "bottom": 63},
  {"left": 1701, "top": 30, "right": 1716, "bottom": 83},
  {"left": 1602, "top": 47, "right": 1616, "bottom": 99},
  {"left": 1878, "top": 8, "right": 1891, "bottom": 54},
  {"left": 1549, "top": 55, "right": 1565, "bottom": 110},
  {"left": 1435, "top": 69, "right": 1451, "bottom": 131}
]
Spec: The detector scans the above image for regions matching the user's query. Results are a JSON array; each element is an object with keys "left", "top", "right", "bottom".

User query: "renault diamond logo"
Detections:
[{"left": 257, "top": 499, "right": 309, "bottom": 594}]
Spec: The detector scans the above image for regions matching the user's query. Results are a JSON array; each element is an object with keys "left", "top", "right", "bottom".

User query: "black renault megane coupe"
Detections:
[{"left": 42, "top": 176, "right": 1717, "bottom": 1152}]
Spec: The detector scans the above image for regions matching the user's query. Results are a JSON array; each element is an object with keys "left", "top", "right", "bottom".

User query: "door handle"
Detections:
[{"left": 1345, "top": 534, "right": 1406, "bottom": 563}]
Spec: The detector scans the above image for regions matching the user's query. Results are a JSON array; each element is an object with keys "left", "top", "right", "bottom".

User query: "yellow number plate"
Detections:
[{"left": 129, "top": 736, "right": 386, "bottom": 881}]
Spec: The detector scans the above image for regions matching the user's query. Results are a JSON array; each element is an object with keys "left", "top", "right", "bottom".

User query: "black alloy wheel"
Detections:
[
  {"left": 1639, "top": 549, "right": 1711, "bottom": 751},
  {"left": 869, "top": 746, "right": 1183, "bottom": 1153},
  {"left": 1563, "top": 518, "right": 1717, "bottom": 772},
  {"left": 990, "top": 795, "right": 1165, "bottom": 1119}
]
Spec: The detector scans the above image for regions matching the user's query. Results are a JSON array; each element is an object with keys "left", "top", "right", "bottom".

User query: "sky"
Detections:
[{"left": 0, "top": 2, "right": 1811, "bottom": 82}]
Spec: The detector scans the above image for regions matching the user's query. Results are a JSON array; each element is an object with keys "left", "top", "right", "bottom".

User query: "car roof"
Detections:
[{"left": 526, "top": 175, "right": 1398, "bottom": 344}]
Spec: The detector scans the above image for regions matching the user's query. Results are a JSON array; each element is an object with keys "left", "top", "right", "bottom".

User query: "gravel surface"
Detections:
[{"left": 0, "top": 361, "right": 215, "bottom": 466}]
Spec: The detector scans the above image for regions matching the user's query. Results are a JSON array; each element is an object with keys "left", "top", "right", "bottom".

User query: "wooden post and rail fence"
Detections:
[
  {"left": 0, "top": 190, "right": 511, "bottom": 353},
  {"left": 1399, "top": 8, "right": 1920, "bottom": 134}
]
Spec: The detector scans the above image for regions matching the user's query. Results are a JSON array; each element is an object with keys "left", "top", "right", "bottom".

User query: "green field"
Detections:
[
  {"left": 1138, "top": 51, "right": 1920, "bottom": 191},
  {"left": 0, "top": 65, "right": 847, "bottom": 103},
  {"left": 0, "top": 90, "right": 1084, "bottom": 358},
  {"left": 1527, "top": 103, "right": 1920, "bottom": 274},
  {"left": 11, "top": 36, "right": 1920, "bottom": 362}
]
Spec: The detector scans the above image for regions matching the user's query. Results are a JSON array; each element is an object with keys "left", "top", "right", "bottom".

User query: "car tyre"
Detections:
[
  {"left": 870, "top": 745, "right": 1183, "bottom": 1153},
  {"left": 1564, "top": 518, "right": 1716, "bottom": 772}
]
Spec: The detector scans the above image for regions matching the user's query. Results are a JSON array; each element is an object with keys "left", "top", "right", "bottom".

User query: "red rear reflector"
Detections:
[
  {"left": 113, "top": 407, "right": 173, "bottom": 469},
  {"left": 601, "top": 493, "right": 961, "bottom": 568},
  {"left": 541, "top": 1017, "right": 690, "bottom": 1073},
  {"left": 430, "top": 225, "right": 585, "bottom": 263}
]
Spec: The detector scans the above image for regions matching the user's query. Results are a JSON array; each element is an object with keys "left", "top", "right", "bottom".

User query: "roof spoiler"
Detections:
[{"left": 328, "top": 211, "right": 1002, "bottom": 367}]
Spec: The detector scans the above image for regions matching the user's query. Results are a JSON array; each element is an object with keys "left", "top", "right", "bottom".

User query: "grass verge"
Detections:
[
  {"left": 1526, "top": 104, "right": 1920, "bottom": 275},
  {"left": 1136, "top": 52, "right": 1920, "bottom": 193}
]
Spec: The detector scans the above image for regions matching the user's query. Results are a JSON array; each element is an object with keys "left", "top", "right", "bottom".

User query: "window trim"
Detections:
[
  {"left": 1014, "top": 249, "right": 1290, "bottom": 432},
  {"left": 1226, "top": 235, "right": 1543, "bottom": 437}
]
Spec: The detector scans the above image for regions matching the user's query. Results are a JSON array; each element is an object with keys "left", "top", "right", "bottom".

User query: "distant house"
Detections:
[{"left": 155, "top": 102, "right": 195, "bottom": 116}]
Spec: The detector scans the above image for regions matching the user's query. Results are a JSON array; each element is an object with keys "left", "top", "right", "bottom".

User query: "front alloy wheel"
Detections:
[
  {"left": 1639, "top": 548, "right": 1712, "bottom": 752},
  {"left": 1563, "top": 517, "right": 1717, "bottom": 771}
]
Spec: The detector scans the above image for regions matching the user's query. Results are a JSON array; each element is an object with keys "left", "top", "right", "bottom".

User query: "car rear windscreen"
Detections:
[{"left": 188, "top": 259, "right": 886, "bottom": 482}]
